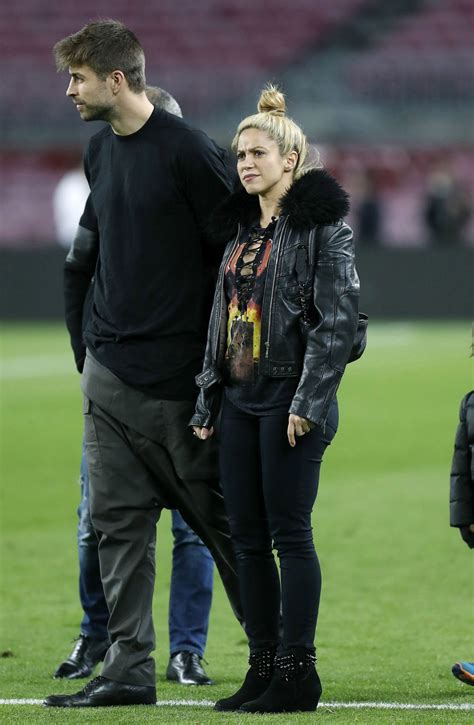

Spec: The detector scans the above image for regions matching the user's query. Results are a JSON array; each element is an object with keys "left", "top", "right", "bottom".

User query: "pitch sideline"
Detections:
[{"left": 0, "top": 698, "right": 473, "bottom": 711}]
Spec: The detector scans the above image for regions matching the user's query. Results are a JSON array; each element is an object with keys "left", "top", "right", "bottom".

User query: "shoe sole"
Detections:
[{"left": 452, "top": 664, "right": 474, "bottom": 685}]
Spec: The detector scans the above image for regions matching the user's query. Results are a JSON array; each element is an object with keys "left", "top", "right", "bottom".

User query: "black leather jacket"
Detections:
[
  {"left": 191, "top": 169, "right": 366, "bottom": 429},
  {"left": 449, "top": 391, "right": 474, "bottom": 547}
]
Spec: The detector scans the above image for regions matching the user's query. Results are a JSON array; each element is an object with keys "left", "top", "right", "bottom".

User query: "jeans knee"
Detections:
[
  {"left": 78, "top": 490, "right": 95, "bottom": 538},
  {"left": 78, "top": 514, "right": 98, "bottom": 548},
  {"left": 171, "top": 509, "right": 205, "bottom": 548},
  {"left": 173, "top": 526, "right": 204, "bottom": 549}
]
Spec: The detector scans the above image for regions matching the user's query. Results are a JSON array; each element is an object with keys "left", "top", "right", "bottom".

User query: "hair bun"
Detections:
[{"left": 257, "top": 84, "right": 286, "bottom": 116}]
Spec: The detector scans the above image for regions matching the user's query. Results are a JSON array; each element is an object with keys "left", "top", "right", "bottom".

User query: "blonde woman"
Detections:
[{"left": 192, "top": 85, "right": 365, "bottom": 713}]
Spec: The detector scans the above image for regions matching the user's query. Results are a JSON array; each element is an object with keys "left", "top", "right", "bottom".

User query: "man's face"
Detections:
[{"left": 66, "top": 65, "right": 115, "bottom": 122}]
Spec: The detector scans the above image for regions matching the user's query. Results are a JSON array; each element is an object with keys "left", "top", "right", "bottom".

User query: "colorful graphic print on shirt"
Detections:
[{"left": 224, "top": 230, "right": 273, "bottom": 385}]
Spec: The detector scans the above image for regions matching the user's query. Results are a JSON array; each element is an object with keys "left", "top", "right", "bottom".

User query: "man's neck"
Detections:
[{"left": 110, "top": 94, "right": 154, "bottom": 136}]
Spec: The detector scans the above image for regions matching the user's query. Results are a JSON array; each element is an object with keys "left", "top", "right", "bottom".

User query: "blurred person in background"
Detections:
[
  {"left": 424, "top": 166, "right": 471, "bottom": 246},
  {"left": 53, "top": 162, "right": 89, "bottom": 249},
  {"left": 52, "top": 87, "right": 215, "bottom": 689},
  {"left": 449, "top": 389, "right": 474, "bottom": 686},
  {"left": 354, "top": 169, "right": 382, "bottom": 246},
  {"left": 191, "top": 85, "right": 365, "bottom": 714},
  {"left": 45, "top": 19, "right": 245, "bottom": 708}
]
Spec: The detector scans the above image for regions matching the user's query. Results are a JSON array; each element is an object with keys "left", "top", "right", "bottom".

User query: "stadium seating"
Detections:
[
  {"left": 0, "top": 0, "right": 366, "bottom": 116},
  {"left": 1, "top": 1, "right": 472, "bottom": 247},
  {"left": 347, "top": 0, "right": 474, "bottom": 102}
]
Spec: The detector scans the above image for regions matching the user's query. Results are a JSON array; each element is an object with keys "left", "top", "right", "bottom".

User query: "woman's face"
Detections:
[{"left": 236, "top": 128, "right": 296, "bottom": 199}]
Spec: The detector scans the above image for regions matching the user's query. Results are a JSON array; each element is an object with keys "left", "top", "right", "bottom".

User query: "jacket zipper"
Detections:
[{"left": 264, "top": 217, "right": 289, "bottom": 359}]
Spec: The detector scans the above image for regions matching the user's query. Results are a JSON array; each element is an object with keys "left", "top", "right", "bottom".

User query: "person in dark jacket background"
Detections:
[
  {"left": 192, "top": 84, "right": 365, "bottom": 714},
  {"left": 449, "top": 390, "right": 474, "bottom": 685}
]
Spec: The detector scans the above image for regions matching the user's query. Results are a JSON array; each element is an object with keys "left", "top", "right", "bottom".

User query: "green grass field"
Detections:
[{"left": 1, "top": 321, "right": 473, "bottom": 724}]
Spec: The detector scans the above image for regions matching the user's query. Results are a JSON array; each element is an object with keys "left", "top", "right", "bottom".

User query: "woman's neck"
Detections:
[
  {"left": 258, "top": 174, "right": 294, "bottom": 227},
  {"left": 258, "top": 197, "right": 280, "bottom": 228}
]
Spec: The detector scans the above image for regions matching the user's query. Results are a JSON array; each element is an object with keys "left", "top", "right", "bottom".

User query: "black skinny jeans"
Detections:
[{"left": 219, "top": 396, "right": 338, "bottom": 652}]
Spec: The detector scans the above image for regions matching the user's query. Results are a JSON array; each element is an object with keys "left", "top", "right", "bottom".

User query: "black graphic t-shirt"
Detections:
[{"left": 223, "top": 219, "right": 298, "bottom": 415}]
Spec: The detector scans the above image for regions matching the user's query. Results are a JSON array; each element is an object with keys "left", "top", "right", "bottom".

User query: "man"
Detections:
[
  {"left": 45, "top": 20, "right": 244, "bottom": 708},
  {"left": 52, "top": 87, "right": 216, "bottom": 688}
]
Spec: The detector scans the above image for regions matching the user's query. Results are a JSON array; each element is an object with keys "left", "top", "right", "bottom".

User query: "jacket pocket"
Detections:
[{"left": 348, "top": 313, "right": 368, "bottom": 363}]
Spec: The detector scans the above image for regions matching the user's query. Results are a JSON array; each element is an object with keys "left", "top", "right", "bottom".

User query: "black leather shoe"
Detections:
[
  {"left": 166, "top": 651, "right": 213, "bottom": 685},
  {"left": 53, "top": 634, "right": 109, "bottom": 679},
  {"left": 43, "top": 675, "right": 157, "bottom": 707}
]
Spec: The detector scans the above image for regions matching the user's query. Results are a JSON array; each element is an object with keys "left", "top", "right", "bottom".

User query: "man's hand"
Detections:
[
  {"left": 287, "top": 414, "right": 314, "bottom": 447},
  {"left": 192, "top": 426, "right": 214, "bottom": 440}
]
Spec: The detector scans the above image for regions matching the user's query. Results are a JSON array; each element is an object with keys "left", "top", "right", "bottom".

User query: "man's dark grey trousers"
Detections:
[{"left": 81, "top": 352, "right": 244, "bottom": 686}]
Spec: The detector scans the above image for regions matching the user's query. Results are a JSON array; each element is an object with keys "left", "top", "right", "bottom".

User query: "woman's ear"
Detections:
[{"left": 284, "top": 151, "right": 298, "bottom": 171}]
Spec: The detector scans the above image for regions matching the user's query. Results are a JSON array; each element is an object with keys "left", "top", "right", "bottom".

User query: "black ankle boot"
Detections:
[
  {"left": 214, "top": 647, "right": 276, "bottom": 712},
  {"left": 239, "top": 647, "right": 322, "bottom": 713}
]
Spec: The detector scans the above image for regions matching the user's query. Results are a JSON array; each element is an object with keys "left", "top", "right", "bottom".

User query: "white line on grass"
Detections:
[
  {"left": 322, "top": 701, "right": 474, "bottom": 711},
  {"left": 1, "top": 699, "right": 473, "bottom": 710}
]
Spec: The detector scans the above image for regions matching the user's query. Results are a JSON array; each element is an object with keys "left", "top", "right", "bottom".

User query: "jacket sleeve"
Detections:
[
  {"left": 190, "top": 371, "right": 223, "bottom": 430},
  {"left": 189, "top": 318, "right": 224, "bottom": 429},
  {"left": 64, "top": 194, "right": 99, "bottom": 373},
  {"left": 449, "top": 393, "right": 474, "bottom": 527},
  {"left": 189, "top": 255, "right": 228, "bottom": 430},
  {"left": 189, "top": 309, "right": 223, "bottom": 430},
  {"left": 289, "top": 222, "right": 360, "bottom": 426}
]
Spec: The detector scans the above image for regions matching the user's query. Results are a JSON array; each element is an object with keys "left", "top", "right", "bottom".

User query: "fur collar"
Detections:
[{"left": 209, "top": 169, "right": 350, "bottom": 244}]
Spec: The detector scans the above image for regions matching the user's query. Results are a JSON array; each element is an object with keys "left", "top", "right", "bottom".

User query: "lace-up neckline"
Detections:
[{"left": 235, "top": 217, "right": 277, "bottom": 315}]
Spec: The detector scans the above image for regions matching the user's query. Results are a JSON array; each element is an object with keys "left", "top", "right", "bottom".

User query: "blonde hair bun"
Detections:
[
  {"left": 233, "top": 83, "right": 311, "bottom": 179},
  {"left": 257, "top": 84, "right": 286, "bottom": 116}
]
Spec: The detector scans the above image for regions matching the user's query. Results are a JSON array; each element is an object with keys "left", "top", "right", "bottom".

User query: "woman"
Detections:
[{"left": 191, "top": 85, "right": 365, "bottom": 713}]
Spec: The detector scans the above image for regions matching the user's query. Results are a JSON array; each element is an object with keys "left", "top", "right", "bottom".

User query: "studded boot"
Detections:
[
  {"left": 239, "top": 647, "right": 322, "bottom": 713},
  {"left": 213, "top": 647, "right": 276, "bottom": 712}
]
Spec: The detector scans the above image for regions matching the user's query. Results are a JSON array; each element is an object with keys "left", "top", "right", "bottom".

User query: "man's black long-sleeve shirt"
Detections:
[{"left": 79, "top": 108, "right": 231, "bottom": 399}]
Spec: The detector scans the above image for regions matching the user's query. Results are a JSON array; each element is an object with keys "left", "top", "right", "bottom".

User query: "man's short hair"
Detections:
[
  {"left": 146, "top": 86, "right": 183, "bottom": 118},
  {"left": 53, "top": 19, "right": 146, "bottom": 93}
]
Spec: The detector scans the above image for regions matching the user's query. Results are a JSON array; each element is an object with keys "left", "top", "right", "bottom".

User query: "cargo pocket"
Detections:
[{"left": 83, "top": 396, "right": 102, "bottom": 470}]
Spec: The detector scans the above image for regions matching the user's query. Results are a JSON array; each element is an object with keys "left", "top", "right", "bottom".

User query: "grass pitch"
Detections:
[{"left": 0, "top": 321, "right": 473, "bottom": 724}]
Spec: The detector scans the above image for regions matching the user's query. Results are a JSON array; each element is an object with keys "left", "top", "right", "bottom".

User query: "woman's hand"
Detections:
[
  {"left": 287, "top": 414, "right": 314, "bottom": 447},
  {"left": 192, "top": 426, "right": 214, "bottom": 440}
]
